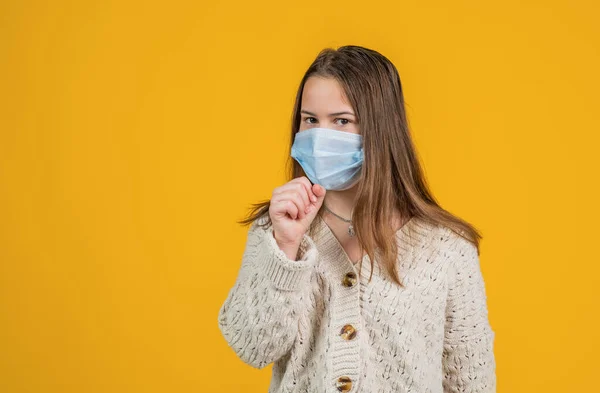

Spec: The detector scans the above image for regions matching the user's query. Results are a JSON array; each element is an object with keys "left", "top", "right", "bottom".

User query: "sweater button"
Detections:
[
  {"left": 340, "top": 324, "right": 357, "bottom": 340},
  {"left": 342, "top": 272, "right": 357, "bottom": 287},
  {"left": 336, "top": 376, "right": 352, "bottom": 391}
]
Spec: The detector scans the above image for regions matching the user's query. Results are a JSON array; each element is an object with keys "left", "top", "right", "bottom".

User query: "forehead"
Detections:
[{"left": 301, "top": 76, "right": 352, "bottom": 110}]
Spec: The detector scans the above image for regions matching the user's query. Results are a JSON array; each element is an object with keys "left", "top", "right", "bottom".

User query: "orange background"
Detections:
[{"left": 1, "top": 1, "right": 599, "bottom": 392}]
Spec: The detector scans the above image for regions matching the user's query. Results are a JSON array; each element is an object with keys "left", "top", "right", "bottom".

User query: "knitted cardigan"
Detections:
[{"left": 217, "top": 213, "right": 497, "bottom": 393}]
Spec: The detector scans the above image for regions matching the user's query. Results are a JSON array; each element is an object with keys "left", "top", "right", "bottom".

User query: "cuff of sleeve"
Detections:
[{"left": 257, "top": 226, "right": 318, "bottom": 291}]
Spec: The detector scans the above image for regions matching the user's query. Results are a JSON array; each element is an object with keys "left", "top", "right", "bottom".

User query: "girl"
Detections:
[{"left": 218, "top": 45, "right": 496, "bottom": 393}]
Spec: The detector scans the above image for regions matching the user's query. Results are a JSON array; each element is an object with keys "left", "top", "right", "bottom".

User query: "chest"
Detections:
[{"left": 309, "top": 236, "right": 451, "bottom": 330}]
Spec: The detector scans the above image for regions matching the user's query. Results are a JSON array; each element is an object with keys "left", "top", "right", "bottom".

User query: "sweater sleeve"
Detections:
[
  {"left": 442, "top": 231, "right": 497, "bottom": 393},
  {"left": 217, "top": 218, "right": 318, "bottom": 369}
]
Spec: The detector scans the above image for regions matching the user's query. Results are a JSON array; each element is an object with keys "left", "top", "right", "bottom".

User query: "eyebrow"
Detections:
[{"left": 301, "top": 110, "right": 356, "bottom": 117}]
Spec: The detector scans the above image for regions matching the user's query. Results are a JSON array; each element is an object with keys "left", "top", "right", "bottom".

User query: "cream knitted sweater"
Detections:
[{"left": 217, "top": 213, "right": 496, "bottom": 393}]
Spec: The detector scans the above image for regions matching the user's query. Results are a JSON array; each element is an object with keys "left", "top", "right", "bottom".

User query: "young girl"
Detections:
[{"left": 218, "top": 45, "right": 496, "bottom": 393}]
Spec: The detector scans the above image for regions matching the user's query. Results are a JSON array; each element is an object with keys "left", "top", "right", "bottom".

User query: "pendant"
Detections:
[{"left": 348, "top": 224, "right": 355, "bottom": 237}]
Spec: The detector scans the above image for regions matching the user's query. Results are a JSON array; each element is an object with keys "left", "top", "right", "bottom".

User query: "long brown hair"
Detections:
[{"left": 238, "top": 45, "right": 482, "bottom": 287}]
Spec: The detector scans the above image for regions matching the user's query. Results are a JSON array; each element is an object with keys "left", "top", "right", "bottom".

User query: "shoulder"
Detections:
[
  {"left": 404, "top": 217, "right": 478, "bottom": 260},
  {"left": 404, "top": 217, "right": 479, "bottom": 256},
  {"left": 432, "top": 223, "right": 484, "bottom": 289},
  {"left": 434, "top": 222, "right": 478, "bottom": 258}
]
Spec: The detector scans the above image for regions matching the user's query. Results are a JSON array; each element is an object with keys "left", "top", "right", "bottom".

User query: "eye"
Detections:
[
  {"left": 303, "top": 117, "right": 317, "bottom": 124},
  {"left": 335, "top": 118, "right": 351, "bottom": 125}
]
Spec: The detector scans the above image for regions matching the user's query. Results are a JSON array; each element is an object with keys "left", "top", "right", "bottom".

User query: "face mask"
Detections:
[{"left": 290, "top": 127, "right": 364, "bottom": 191}]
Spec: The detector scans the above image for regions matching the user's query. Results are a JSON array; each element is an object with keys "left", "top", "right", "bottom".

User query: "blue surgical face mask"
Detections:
[{"left": 290, "top": 127, "right": 364, "bottom": 191}]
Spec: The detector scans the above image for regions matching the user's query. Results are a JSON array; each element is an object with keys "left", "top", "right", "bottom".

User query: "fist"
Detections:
[{"left": 269, "top": 176, "right": 326, "bottom": 248}]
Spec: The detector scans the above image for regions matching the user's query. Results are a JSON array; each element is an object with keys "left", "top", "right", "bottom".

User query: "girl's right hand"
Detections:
[{"left": 269, "top": 177, "right": 326, "bottom": 252}]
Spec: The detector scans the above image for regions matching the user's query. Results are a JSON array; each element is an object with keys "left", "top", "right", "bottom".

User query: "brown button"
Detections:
[
  {"left": 336, "top": 376, "right": 352, "bottom": 392},
  {"left": 342, "top": 272, "right": 357, "bottom": 287},
  {"left": 340, "top": 324, "right": 357, "bottom": 340}
]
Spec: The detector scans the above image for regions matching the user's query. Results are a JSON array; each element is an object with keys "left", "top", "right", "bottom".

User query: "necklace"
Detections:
[{"left": 322, "top": 202, "right": 355, "bottom": 237}]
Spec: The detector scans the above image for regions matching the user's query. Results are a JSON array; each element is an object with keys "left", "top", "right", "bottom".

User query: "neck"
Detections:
[
  {"left": 322, "top": 185, "right": 359, "bottom": 220},
  {"left": 321, "top": 185, "right": 408, "bottom": 230}
]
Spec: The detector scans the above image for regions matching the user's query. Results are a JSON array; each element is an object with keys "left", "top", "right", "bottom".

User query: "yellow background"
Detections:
[{"left": 1, "top": 0, "right": 599, "bottom": 391}]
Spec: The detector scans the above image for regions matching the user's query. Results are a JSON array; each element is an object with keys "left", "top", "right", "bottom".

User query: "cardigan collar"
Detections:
[{"left": 309, "top": 212, "right": 431, "bottom": 279}]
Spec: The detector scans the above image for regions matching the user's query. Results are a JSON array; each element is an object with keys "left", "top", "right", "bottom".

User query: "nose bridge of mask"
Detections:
[
  {"left": 295, "top": 127, "right": 362, "bottom": 141},
  {"left": 294, "top": 127, "right": 363, "bottom": 154},
  {"left": 291, "top": 129, "right": 363, "bottom": 161}
]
